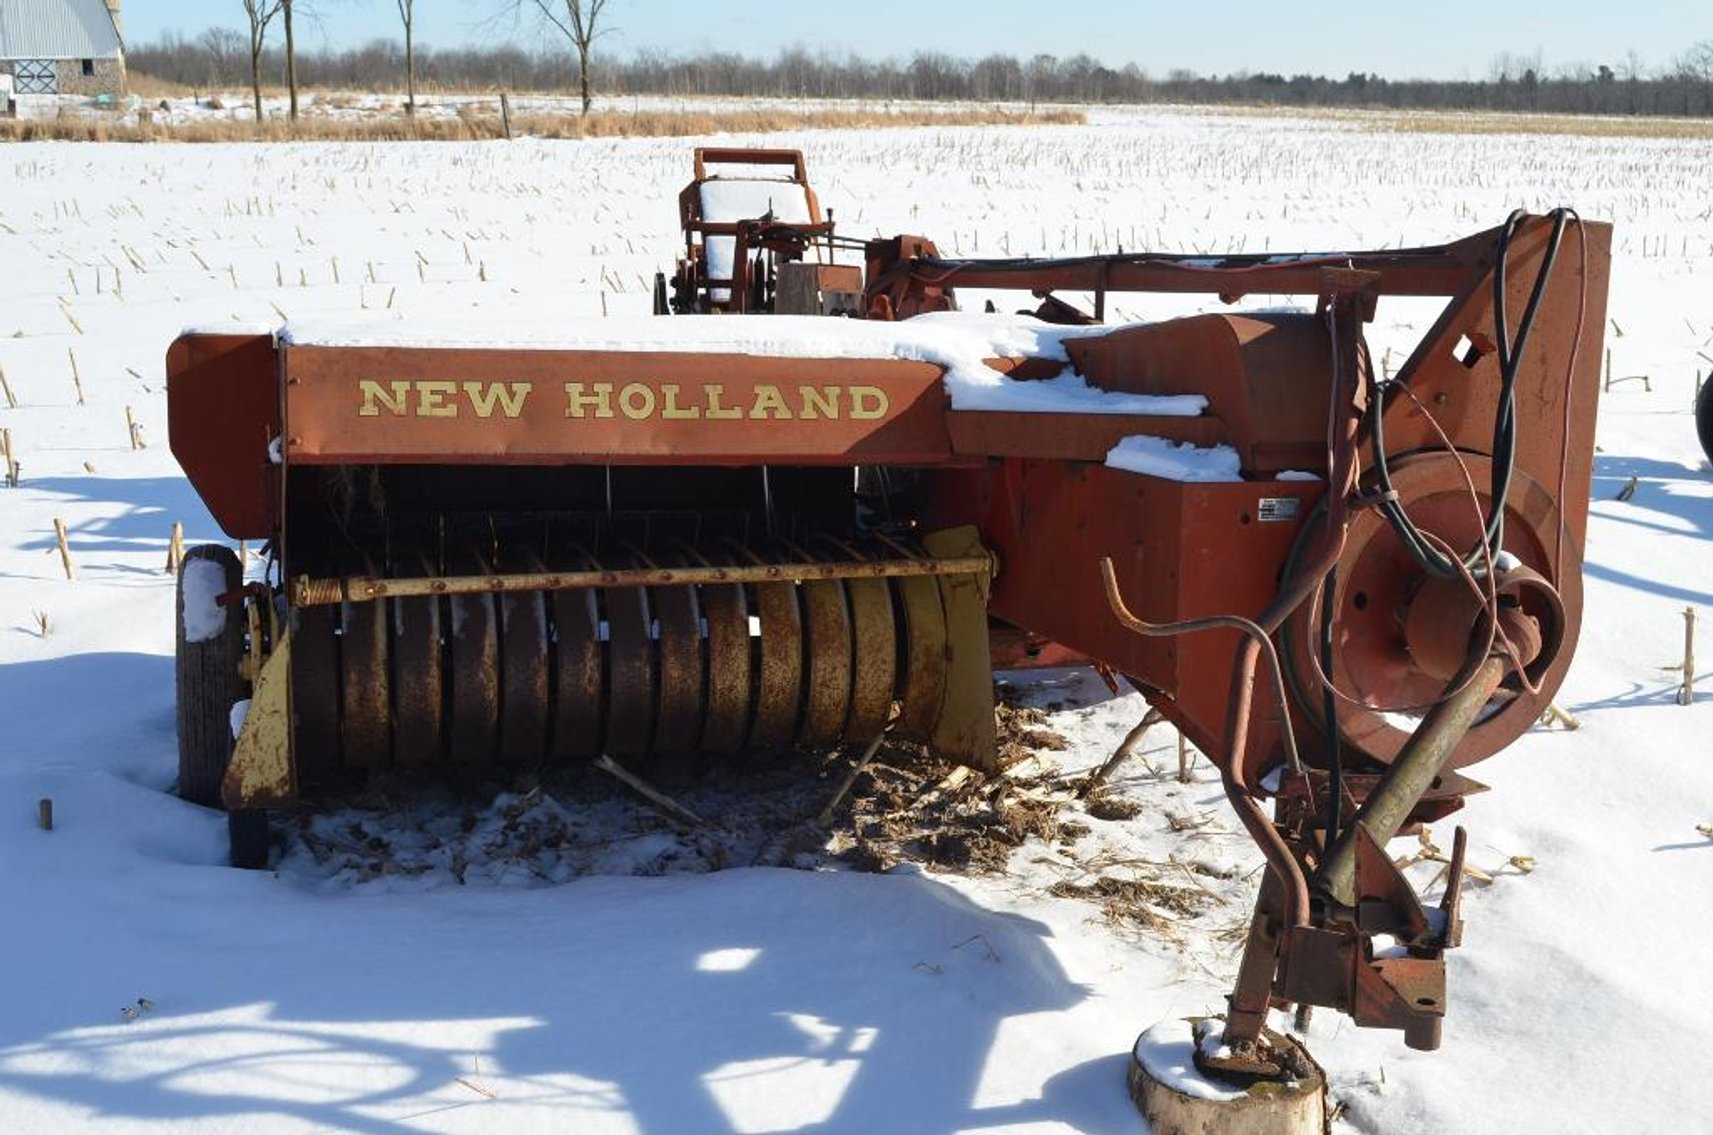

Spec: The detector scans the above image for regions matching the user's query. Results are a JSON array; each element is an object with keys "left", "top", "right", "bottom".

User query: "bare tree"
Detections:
[
  {"left": 240, "top": 0, "right": 284, "bottom": 122},
  {"left": 283, "top": 0, "right": 299, "bottom": 119},
  {"left": 198, "top": 26, "right": 246, "bottom": 87},
  {"left": 1675, "top": 40, "right": 1713, "bottom": 82},
  {"left": 397, "top": 0, "right": 417, "bottom": 115},
  {"left": 514, "top": 0, "right": 612, "bottom": 115}
]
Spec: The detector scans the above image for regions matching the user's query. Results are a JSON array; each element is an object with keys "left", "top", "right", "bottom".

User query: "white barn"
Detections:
[{"left": 0, "top": 0, "right": 125, "bottom": 105}]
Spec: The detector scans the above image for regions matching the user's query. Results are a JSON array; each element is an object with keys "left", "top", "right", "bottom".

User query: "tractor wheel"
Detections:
[
  {"left": 1697, "top": 378, "right": 1713, "bottom": 465},
  {"left": 175, "top": 544, "right": 245, "bottom": 809}
]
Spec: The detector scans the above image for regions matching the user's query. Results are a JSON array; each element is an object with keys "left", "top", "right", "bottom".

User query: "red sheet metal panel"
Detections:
[
  {"left": 281, "top": 346, "right": 957, "bottom": 466},
  {"left": 925, "top": 460, "right": 1324, "bottom": 772},
  {"left": 166, "top": 333, "right": 281, "bottom": 540}
]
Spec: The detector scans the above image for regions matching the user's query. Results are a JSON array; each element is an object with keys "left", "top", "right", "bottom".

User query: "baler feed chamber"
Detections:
[{"left": 170, "top": 335, "right": 1004, "bottom": 804}]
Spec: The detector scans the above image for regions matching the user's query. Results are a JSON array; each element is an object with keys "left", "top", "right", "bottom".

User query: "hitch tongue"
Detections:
[{"left": 1316, "top": 655, "right": 1507, "bottom": 908}]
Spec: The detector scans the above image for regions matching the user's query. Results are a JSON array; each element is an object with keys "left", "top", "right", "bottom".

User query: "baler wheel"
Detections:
[
  {"left": 228, "top": 809, "right": 270, "bottom": 870},
  {"left": 1697, "top": 377, "right": 1713, "bottom": 465},
  {"left": 175, "top": 544, "right": 245, "bottom": 808}
]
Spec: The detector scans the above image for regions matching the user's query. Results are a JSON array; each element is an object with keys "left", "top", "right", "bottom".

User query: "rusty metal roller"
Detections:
[
  {"left": 287, "top": 536, "right": 965, "bottom": 775},
  {"left": 390, "top": 551, "right": 444, "bottom": 766},
  {"left": 824, "top": 538, "right": 897, "bottom": 744},
  {"left": 548, "top": 545, "right": 603, "bottom": 764},
  {"left": 448, "top": 551, "right": 501, "bottom": 765},
  {"left": 792, "top": 540, "right": 855, "bottom": 748},
  {"left": 690, "top": 544, "right": 752, "bottom": 757},
  {"left": 650, "top": 562, "right": 707, "bottom": 760},
  {"left": 739, "top": 541, "right": 805, "bottom": 751},
  {"left": 603, "top": 551, "right": 656, "bottom": 762},
  {"left": 340, "top": 553, "right": 392, "bottom": 770},
  {"left": 497, "top": 549, "right": 551, "bottom": 765}
]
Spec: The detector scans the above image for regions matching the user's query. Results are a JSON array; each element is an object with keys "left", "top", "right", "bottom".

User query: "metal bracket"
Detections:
[{"left": 222, "top": 628, "right": 296, "bottom": 810}]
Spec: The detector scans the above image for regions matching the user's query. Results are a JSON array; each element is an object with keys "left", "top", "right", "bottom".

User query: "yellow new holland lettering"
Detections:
[
  {"left": 704, "top": 384, "right": 743, "bottom": 419},
  {"left": 358, "top": 379, "right": 411, "bottom": 417},
  {"left": 618, "top": 383, "right": 657, "bottom": 420},
  {"left": 463, "top": 381, "right": 532, "bottom": 419},
  {"left": 415, "top": 380, "right": 458, "bottom": 418},
  {"left": 798, "top": 385, "right": 840, "bottom": 419},
  {"left": 748, "top": 384, "right": 792, "bottom": 420},
  {"left": 563, "top": 382, "right": 615, "bottom": 419},
  {"left": 850, "top": 386, "right": 889, "bottom": 420},
  {"left": 660, "top": 384, "right": 701, "bottom": 420}
]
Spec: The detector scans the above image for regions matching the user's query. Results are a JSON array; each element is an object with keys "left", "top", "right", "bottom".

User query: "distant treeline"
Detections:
[{"left": 129, "top": 36, "right": 1713, "bottom": 118}]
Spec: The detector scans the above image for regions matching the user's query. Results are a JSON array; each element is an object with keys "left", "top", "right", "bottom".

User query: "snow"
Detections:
[
  {"left": 178, "top": 558, "right": 229, "bottom": 644},
  {"left": 1132, "top": 1020, "right": 1245, "bottom": 1103},
  {"left": 698, "top": 177, "right": 813, "bottom": 303},
  {"left": 283, "top": 309, "right": 1205, "bottom": 415},
  {"left": 228, "top": 699, "right": 250, "bottom": 741},
  {"left": 1105, "top": 435, "right": 1245, "bottom": 482},
  {"left": 2, "top": 104, "right": 1712, "bottom": 1135}
]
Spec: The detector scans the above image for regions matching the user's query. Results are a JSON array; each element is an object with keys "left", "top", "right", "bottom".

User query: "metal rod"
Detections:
[
  {"left": 1316, "top": 656, "right": 1507, "bottom": 908},
  {"left": 293, "top": 553, "right": 997, "bottom": 607}
]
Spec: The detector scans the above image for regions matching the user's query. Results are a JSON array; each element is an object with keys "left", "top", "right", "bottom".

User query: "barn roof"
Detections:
[{"left": 0, "top": 0, "right": 122, "bottom": 61}]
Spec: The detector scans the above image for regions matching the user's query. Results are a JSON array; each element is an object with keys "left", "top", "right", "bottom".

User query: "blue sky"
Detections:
[{"left": 127, "top": 1, "right": 1710, "bottom": 80}]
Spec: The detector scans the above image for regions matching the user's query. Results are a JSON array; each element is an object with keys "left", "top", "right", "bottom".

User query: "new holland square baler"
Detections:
[{"left": 168, "top": 148, "right": 1609, "bottom": 1089}]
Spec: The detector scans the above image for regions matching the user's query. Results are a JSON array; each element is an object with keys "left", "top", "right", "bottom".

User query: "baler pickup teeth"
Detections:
[{"left": 273, "top": 535, "right": 995, "bottom": 788}]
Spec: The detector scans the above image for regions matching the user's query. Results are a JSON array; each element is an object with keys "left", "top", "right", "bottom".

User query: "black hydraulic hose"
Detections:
[
  {"left": 1369, "top": 208, "right": 1572, "bottom": 579},
  {"left": 1319, "top": 567, "right": 1343, "bottom": 843}
]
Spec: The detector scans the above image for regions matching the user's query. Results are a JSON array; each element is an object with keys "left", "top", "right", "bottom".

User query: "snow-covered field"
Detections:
[{"left": 1, "top": 106, "right": 1709, "bottom": 1133}]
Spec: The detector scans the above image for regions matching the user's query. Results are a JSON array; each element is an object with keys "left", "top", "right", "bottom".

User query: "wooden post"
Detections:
[
  {"left": 0, "top": 362, "right": 15, "bottom": 409},
  {"left": 166, "top": 521, "right": 185, "bottom": 575},
  {"left": 500, "top": 92, "right": 513, "bottom": 140},
  {"left": 37, "top": 798, "right": 53, "bottom": 831},
  {"left": 1680, "top": 607, "right": 1697, "bottom": 707},
  {"left": 53, "top": 518, "right": 74, "bottom": 580},
  {"left": 69, "top": 349, "right": 85, "bottom": 405}
]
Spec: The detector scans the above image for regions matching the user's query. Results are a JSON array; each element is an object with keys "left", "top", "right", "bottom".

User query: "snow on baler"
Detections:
[{"left": 167, "top": 148, "right": 1609, "bottom": 1090}]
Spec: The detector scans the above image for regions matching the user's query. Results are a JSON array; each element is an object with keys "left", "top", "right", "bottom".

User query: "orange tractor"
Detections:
[{"left": 169, "top": 148, "right": 1608, "bottom": 1083}]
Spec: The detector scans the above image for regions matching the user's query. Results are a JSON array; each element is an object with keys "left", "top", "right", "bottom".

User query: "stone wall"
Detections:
[
  {"left": 0, "top": 57, "right": 127, "bottom": 99},
  {"left": 55, "top": 57, "right": 127, "bottom": 98}
]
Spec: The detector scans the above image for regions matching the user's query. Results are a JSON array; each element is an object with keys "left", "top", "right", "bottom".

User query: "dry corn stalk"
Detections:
[
  {"left": 53, "top": 519, "right": 74, "bottom": 580},
  {"left": 165, "top": 521, "right": 184, "bottom": 575}
]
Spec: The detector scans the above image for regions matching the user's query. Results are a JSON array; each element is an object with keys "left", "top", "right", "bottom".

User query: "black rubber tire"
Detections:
[
  {"left": 175, "top": 544, "right": 246, "bottom": 808},
  {"left": 228, "top": 810, "right": 271, "bottom": 870},
  {"left": 1697, "top": 378, "right": 1713, "bottom": 466}
]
